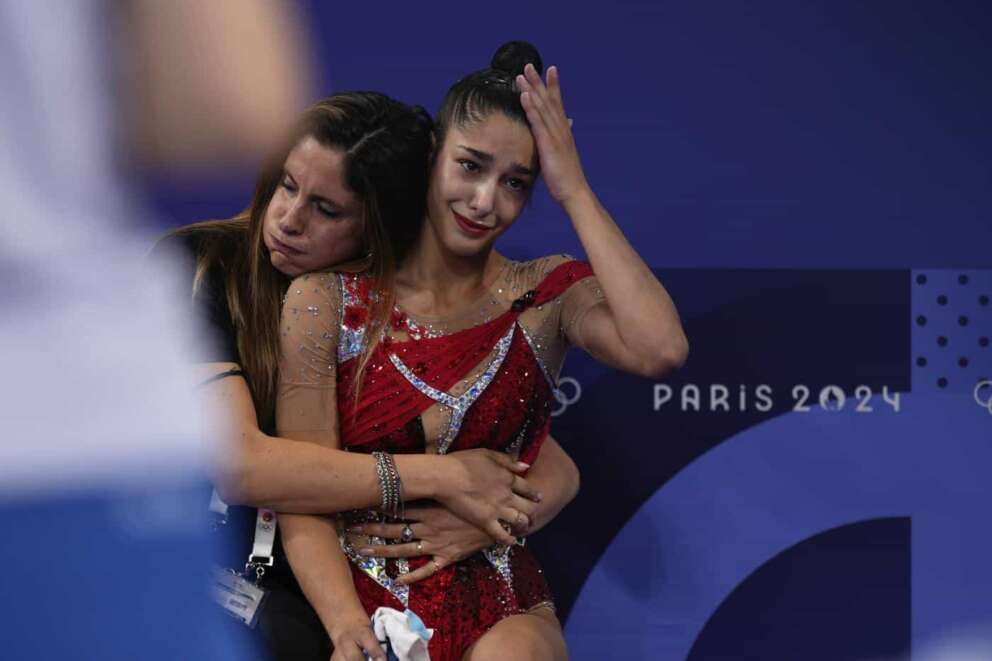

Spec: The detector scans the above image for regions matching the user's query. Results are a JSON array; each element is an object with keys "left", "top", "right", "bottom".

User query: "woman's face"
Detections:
[
  {"left": 426, "top": 113, "right": 536, "bottom": 257},
  {"left": 262, "top": 136, "right": 365, "bottom": 277}
]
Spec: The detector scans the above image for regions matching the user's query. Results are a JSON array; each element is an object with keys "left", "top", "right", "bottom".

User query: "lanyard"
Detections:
[
  {"left": 197, "top": 370, "right": 276, "bottom": 579},
  {"left": 210, "top": 488, "right": 276, "bottom": 581}
]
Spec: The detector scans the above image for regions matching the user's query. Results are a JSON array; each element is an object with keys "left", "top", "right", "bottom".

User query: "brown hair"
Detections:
[{"left": 162, "top": 92, "right": 433, "bottom": 429}]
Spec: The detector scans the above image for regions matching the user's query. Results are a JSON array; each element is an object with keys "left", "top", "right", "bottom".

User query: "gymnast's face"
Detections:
[
  {"left": 263, "top": 135, "right": 365, "bottom": 277},
  {"left": 426, "top": 113, "right": 537, "bottom": 257}
]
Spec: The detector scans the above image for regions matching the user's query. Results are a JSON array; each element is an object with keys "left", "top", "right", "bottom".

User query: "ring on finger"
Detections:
[
  {"left": 416, "top": 541, "right": 423, "bottom": 555},
  {"left": 400, "top": 524, "right": 414, "bottom": 543}
]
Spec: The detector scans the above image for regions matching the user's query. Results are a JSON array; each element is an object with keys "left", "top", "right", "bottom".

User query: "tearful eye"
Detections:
[
  {"left": 458, "top": 159, "right": 481, "bottom": 173},
  {"left": 505, "top": 177, "right": 528, "bottom": 193}
]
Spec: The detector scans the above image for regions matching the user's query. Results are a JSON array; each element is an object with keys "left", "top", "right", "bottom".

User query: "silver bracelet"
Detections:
[{"left": 372, "top": 451, "right": 403, "bottom": 519}]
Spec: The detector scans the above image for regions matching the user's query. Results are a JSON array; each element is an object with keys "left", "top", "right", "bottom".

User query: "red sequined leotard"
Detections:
[{"left": 276, "top": 255, "right": 605, "bottom": 661}]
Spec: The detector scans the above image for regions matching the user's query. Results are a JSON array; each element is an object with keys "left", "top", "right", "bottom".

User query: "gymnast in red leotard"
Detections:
[{"left": 275, "top": 41, "right": 689, "bottom": 661}]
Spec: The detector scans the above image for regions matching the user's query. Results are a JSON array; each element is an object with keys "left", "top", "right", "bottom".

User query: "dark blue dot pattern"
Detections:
[{"left": 912, "top": 270, "right": 992, "bottom": 394}]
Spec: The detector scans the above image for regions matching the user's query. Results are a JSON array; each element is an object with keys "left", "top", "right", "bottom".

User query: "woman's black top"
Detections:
[{"left": 151, "top": 232, "right": 330, "bottom": 660}]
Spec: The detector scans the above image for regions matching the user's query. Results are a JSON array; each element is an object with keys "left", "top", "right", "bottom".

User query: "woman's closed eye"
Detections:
[{"left": 316, "top": 201, "right": 341, "bottom": 219}]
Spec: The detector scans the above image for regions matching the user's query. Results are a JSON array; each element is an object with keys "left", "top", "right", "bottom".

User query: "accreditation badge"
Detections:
[{"left": 209, "top": 566, "right": 268, "bottom": 628}]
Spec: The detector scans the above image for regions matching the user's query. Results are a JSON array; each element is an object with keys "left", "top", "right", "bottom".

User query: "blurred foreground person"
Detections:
[{"left": 0, "top": 2, "right": 311, "bottom": 659}]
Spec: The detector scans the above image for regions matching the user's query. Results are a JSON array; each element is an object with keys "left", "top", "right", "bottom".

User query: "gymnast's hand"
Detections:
[
  {"left": 327, "top": 610, "right": 385, "bottom": 661},
  {"left": 517, "top": 63, "right": 589, "bottom": 205},
  {"left": 352, "top": 504, "right": 523, "bottom": 585}
]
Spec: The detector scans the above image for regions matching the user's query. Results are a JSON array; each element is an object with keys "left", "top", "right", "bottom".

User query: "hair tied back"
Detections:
[{"left": 490, "top": 40, "right": 544, "bottom": 78}]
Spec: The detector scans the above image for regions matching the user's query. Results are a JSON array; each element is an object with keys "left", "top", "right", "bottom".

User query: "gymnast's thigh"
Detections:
[{"left": 461, "top": 607, "right": 567, "bottom": 661}]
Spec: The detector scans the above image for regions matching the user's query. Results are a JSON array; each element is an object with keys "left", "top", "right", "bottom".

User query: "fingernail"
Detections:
[
  {"left": 358, "top": 547, "right": 374, "bottom": 555},
  {"left": 346, "top": 525, "right": 362, "bottom": 533},
  {"left": 536, "top": 492, "right": 544, "bottom": 502},
  {"left": 516, "top": 462, "right": 531, "bottom": 469}
]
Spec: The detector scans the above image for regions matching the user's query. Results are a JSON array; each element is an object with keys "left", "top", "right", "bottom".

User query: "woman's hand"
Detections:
[
  {"left": 328, "top": 611, "right": 385, "bottom": 661},
  {"left": 433, "top": 449, "right": 540, "bottom": 546},
  {"left": 352, "top": 505, "right": 508, "bottom": 585},
  {"left": 517, "top": 63, "right": 590, "bottom": 205}
]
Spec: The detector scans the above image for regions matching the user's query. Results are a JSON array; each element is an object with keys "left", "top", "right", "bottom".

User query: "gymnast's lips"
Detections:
[{"left": 452, "top": 210, "right": 493, "bottom": 237}]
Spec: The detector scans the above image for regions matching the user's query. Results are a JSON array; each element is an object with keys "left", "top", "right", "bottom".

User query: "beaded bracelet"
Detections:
[{"left": 372, "top": 451, "right": 404, "bottom": 519}]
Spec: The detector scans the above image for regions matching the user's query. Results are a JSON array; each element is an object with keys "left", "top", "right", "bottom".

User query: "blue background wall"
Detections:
[{"left": 146, "top": 2, "right": 992, "bottom": 658}]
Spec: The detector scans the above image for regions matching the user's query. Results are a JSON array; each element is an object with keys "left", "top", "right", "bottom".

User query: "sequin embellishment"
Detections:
[
  {"left": 340, "top": 532, "right": 410, "bottom": 606},
  {"left": 388, "top": 324, "right": 516, "bottom": 454},
  {"left": 482, "top": 543, "right": 514, "bottom": 588},
  {"left": 337, "top": 274, "right": 366, "bottom": 362},
  {"left": 401, "top": 312, "right": 445, "bottom": 341}
]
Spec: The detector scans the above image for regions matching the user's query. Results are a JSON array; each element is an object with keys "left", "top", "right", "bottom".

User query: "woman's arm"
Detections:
[
  {"left": 280, "top": 512, "right": 384, "bottom": 661},
  {"left": 272, "top": 277, "right": 387, "bottom": 661},
  {"left": 199, "top": 363, "right": 538, "bottom": 543},
  {"left": 277, "top": 453, "right": 387, "bottom": 660},
  {"left": 155, "top": 232, "right": 537, "bottom": 531},
  {"left": 351, "top": 436, "right": 580, "bottom": 585},
  {"left": 517, "top": 64, "right": 689, "bottom": 378}
]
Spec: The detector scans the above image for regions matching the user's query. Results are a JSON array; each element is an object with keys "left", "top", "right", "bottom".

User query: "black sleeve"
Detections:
[{"left": 150, "top": 232, "right": 240, "bottom": 364}]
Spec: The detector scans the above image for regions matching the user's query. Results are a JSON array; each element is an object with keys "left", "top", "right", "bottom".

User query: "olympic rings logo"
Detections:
[
  {"left": 552, "top": 377, "right": 582, "bottom": 417},
  {"left": 975, "top": 380, "right": 992, "bottom": 415}
]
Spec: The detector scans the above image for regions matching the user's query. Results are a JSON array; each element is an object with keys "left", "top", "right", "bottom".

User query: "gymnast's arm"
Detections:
[{"left": 517, "top": 63, "right": 689, "bottom": 377}]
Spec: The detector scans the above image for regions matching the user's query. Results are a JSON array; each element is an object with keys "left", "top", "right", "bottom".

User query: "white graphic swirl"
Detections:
[
  {"left": 974, "top": 380, "right": 992, "bottom": 415},
  {"left": 552, "top": 377, "right": 582, "bottom": 417}
]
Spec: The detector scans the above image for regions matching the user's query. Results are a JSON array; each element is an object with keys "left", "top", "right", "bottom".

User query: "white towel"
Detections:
[{"left": 371, "top": 607, "right": 433, "bottom": 661}]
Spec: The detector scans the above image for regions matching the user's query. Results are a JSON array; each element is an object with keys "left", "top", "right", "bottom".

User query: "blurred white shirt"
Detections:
[{"left": 0, "top": 1, "right": 205, "bottom": 496}]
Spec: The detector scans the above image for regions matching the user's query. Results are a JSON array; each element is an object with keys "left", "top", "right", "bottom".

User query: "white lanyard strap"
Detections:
[
  {"left": 249, "top": 508, "right": 277, "bottom": 570},
  {"left": 209, "top": 489, "right": 277, "bottom": 581}
]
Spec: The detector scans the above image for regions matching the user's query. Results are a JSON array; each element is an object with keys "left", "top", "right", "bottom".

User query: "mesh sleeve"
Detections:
[
  {"left": 559, "top": 271, "right": 608, "bottom": 350},
  {"left": 275, "top": 272, "right": 342, "bottom": 439}
]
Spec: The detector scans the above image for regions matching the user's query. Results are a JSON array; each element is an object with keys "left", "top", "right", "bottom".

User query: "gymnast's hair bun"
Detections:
[{"left": 490, "top": 41, "right": 543, "bottom": 78}]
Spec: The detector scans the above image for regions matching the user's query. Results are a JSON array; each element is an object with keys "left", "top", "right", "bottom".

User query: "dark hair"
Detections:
[
  {"left": 163, "top": 91, "right": 433, "bottom": 429},
  {"left": 434, "top": 40, "right": 544, "bottom": 149}
]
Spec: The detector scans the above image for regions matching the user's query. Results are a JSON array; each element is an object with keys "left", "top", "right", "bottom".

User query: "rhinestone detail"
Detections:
[
  {"left": 337, "top": 273, "right": 366, "bottom": 362},
  {"left": 483, "top": 543, "right": 514, "bottom": 589},
  {"left": 388, "top": 324, "right": 516, "bottom": 454},
  {"left": 340, "top": 531, "right": 409, "bottom": 607}
]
